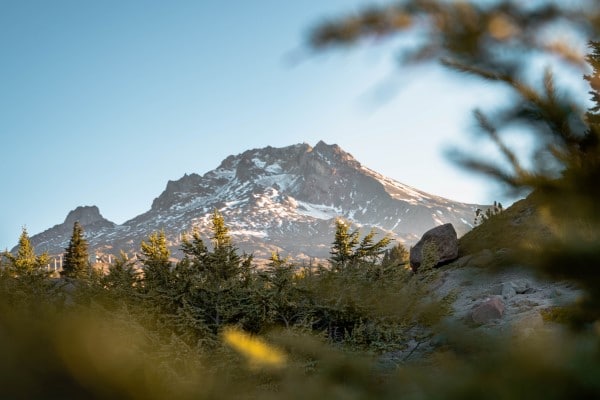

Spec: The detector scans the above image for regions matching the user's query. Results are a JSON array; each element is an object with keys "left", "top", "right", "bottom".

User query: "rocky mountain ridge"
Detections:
[{"left": 22, "top": 141, "right": 482, "bottom": 261}]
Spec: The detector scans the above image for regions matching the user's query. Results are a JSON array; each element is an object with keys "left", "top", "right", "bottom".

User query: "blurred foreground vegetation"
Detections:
[
  {"left": 0, "top": 215, "right": 456, "bottom": 399},
  {"left": 1, "top": 208, "right": 600, "bottom": 399}
]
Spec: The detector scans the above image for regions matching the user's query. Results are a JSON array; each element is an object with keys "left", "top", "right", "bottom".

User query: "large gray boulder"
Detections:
[{"left": 410, "top": 223, "right": 458, "bottom": 272}]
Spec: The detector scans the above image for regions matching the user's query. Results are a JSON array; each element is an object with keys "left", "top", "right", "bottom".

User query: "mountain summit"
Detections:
[
  {"left": 25, "top": 142, "right": 480, "bottom": 261},
  {"left": 25, "top": 206, "right": 115, "bottom": 254}
]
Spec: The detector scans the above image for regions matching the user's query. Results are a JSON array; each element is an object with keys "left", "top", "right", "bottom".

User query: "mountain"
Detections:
[
  {"left": 28, "top": 206, "right": 116, "bottom": 253},
  {"left": 24, "top": 141, "right": 481, "bottom": 262}
]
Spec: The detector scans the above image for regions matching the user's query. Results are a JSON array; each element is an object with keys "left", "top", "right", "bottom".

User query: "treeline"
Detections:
[
  {"left": 1, "top": 210, "right": 446, "bottom": 348},
  {"left": 0, "top": 210, "right": 460, "bottom": 397}
]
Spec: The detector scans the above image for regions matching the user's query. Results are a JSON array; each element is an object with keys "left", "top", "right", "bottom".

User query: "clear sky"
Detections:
[{"left": 0, "top": 1, "right": 587, "bottom": 251}]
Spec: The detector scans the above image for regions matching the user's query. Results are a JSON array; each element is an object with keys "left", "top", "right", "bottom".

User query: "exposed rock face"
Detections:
[
  {"left": 24, "top": 142, "right": 481, "bottom": 262},
  {"left": 64, "top": 206, "right": 108, "bottom": 227},
  {"left": 15, "top": 205, "right": 115, "bottom": 254},
  {"left": 410, "top": 223, "right": 459, "bottom": 272}
]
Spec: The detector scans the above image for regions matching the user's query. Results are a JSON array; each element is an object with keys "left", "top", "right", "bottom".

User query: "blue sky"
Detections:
[{"left": 1, "top": 1, "right": 584, "bottom": 250}]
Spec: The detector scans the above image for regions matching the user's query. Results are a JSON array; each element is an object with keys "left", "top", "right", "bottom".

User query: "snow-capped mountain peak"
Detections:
[{"left": 23, "top": 142, "right": 481, "bottom": 262}]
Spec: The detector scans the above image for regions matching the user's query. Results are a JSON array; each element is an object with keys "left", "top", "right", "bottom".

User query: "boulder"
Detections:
[
  {"left": 510, "top": 279, "right": 530, "bottom": 294},
  {"left": 472, "top": 296, "right": 505, "bottom": 324},
  {"left": 501, "top": 283, "right": 517, "bottom": 300},
  {"left": 500, "top": 279, "right": 532, "bottom": 300},
  {"left": 410, "top": 223, "right": 458, "bottom": 272}
]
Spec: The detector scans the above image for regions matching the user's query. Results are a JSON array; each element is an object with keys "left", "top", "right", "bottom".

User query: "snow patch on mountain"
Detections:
[{"left": 295, "top": 201, "right": 342, "bottom": 221}]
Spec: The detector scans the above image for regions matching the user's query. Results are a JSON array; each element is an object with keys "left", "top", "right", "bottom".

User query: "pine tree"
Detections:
[
  {"left": 3, "top": 228, "right": 49, "bottom": 278},
  {"left": 61, "top": 222, "right": 90, "bottom": 279},
  {"left": 329, "top": 219, "right": 390, "bottom": 271},
  {"left": 354, "top": 228, "right": 391, "bottom": 264},
  {"left": 14, "top": 228, "right": 36, "bottom": 272},
  {"left": 382, "top": 243, "right": 409, "bottom": 268},
  {"left": 141, "top": 230, "right": 170, "bottom": 264},
  {"left": 176, "top": 229, "right": 208, "bottom": 286},
  {"left": 12, "top": 228, "right": 48, "bottom": 274},
  {"left": 103, "top": 251, "right": 139, "bottom": 294},
  {"left": 168, "top": 229, "right": 216, "bottom": 338},
  {"left": 172, "top": 229, "right": 208, "bottom": 308},
  {"left": 176, "top": 210, "right": 255, "bottom": 333},
  {"left": 140, "top": 230, "right": 171, "bottom": 293},
  {"left": 206, "top": 209, "right": 255, "bottom": 329},
  {"left": 329, "top": 219, "right": 359, "bottom": 271},
  {"left": 260, "top": 252, "right": 303, "bottom": 329},
  {"left": 207, "top": 209, "right": 242, "bottom": 282},
  {"left": 180, "top": 229, "right": 208, "bottom": 269}
]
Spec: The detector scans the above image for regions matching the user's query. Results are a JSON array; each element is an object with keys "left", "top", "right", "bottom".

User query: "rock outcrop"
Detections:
[
  {"left": 64, "top": 206, "right": 111, "bottom": 227},
  {"left": 13, "top": 205, "right": 115, "bottom": 254},
  {"left": 410, "top": 223, "right": 459, "bottom": 272}
]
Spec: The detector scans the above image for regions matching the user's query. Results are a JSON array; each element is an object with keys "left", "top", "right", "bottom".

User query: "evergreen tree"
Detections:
[
  {"left": 329, "top": 219, "right": 359, "bottom": 271},
  {"left": 205, "top": 209, "right": 254, "bottom": 330},
  {"left": 329, "top": 219, "right": 390, "bottom": 271},
  {"left": 61, "top": 222, "right": 90, "bottom": 279},
  {"left": 260, "top": 252, "right": 304, "bottom": 329},
  {"left": 174, "top": 210, "right": 255, "bottom": 333},
  {"left": 140, "top": 230, "right": 172, "bottom": 294},
  {"left": 14, "top": 228, "right": 36, "bottom": 272},
  {"left": 176, "top": 214, "right": 249, "bottom": 287},
  {"left": 141, "top": 230, "right": 170, "bottom": 264},
  {"left": 208, "top": 209, "right": 241, "bottom": 281},
  {"left": 168, "top": 229, "right": 216, "bottom": 339},
  {"left": 6, "top": 228, "right": 49, "bottom": 276},
  {"left": 170, "top": 229, "right": 210, "bottom": 317},
  {"left": 175, "top": 229, "right": 208, "bottom": 294},
  {"left": 381, "top": 242, "right": 409, "bottom": 268},
  {"left": 102, "top": 251, "right": 139, "bottom": 294},
  {"left": 354, "top": 228, "right": 391, "bottom": 264},
  {"left": 363, "top": 241, "right": 410, "bottom": 282},
  {"left": 180, "top": 229, "right": 208, "bottom": 270}
]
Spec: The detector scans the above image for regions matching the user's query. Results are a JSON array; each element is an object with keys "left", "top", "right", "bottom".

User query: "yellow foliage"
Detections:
[{"left": 222, "top": 327, "right": 287, "bottom": 370}]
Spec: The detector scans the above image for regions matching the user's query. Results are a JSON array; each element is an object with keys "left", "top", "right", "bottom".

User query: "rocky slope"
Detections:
[
  {"left": 23, "top": 141, "right": 482, "bottom": 261},
  {"left": 379, "top": 256, "right": 582, "bottom": 366}
]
